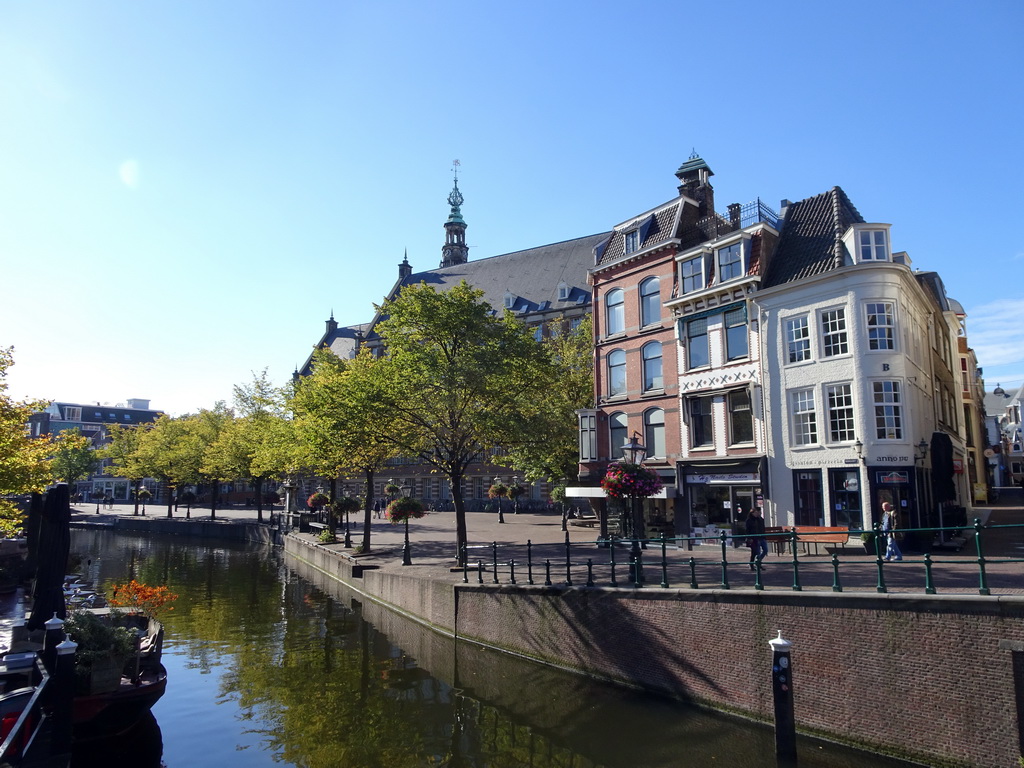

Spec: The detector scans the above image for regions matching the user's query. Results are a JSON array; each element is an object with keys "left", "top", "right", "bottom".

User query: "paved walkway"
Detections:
[{"left": 69, "top": 487, "right": 1024, "bottom": 597}]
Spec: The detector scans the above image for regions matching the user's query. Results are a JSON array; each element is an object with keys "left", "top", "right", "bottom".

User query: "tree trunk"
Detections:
[
  {"left": 361, "top": 468, "right": 374, "bottom": 552},
  {"left": 254, "top": 477, "right": 264, "bottom": 523},
  {"left": 210, "top": 483, "right": 218, "bottom": 520},
  {"left": 165, "top": 484, "right": 173, "bottom": 518},
  {"left": 451, "top": 472, "right": 468, "bottom": 567},
  {"left": 133, "top": 480, "right": 141, "bottom": 516}
]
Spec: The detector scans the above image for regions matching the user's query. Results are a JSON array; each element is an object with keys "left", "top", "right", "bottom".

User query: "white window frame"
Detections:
[
  {"left": 65, "top": 406, "right": 82, "bottom": 421},
  {"left": 728, "top": 389, "right": 754, "bottom": 445},
  {"left": 859, "top": 229, "right": 889, "bottom": 261},
  {"left": 827, "top": 383, "right": 855, "bottom": 443},
  {"left": 791, "top": 389, "right": 818, "bottom": 446},
  {"left": 558, "top": 281, "right": 570, "bottom": 301},
  {"left": 866, "top": 301, "right": 896, "bottom": 351},
  {"left": 820, "top": 308, "right": 849, "bottom": 357},
  {"left": 639, "top": 277, "right": 660, "bottom": 327},
  {"left": 609, "top": 412, "right": 628, "bottom": 460},
  {"left": 872, "top": 380, "right": 903, "bottom": 440},
  {"left": 680, "top": 255, "right": 705, "bottom": 294},
  {"left": 607, "top": 349, "right": 626, "bottom": 397},
  {"left": 641, "top": 341, "right": 663, "bottom": 392},
  {"left": 644, "top": 408, "right": 666, "bottom": 459},
  {"left": 624, "top": 230, "right": 639, "bottom": 254},
  {"left": 786, "top": 316, "right": 811, "bottom": 363},
  {"left": 605, "top": 289, "right": 625, "bottom": 336},
  {"left": 717, "top": 241, "right": 744, "bottom": 282}
]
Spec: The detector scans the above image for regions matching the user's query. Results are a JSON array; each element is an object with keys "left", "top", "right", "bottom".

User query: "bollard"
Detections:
[
  {"left": 43, "top": 613, "right": 65, "bottom": 674},
  {"left": 527, "top": 540, "right": 534, "bottom": 585},
  {"left": 769, "top": 630, "right": 797, "bottom": 763},
  {"left": 544, "top": 560, "right": 552, "bottom": 587},
  {"left": 586, "top": 558, "right": 594, "bottom": 587},
  {"left": 491, "top": 542, "right": 499, "bottom": 584},
  {"left": 50, "top": 636, "right": 78, "bottom": 755}
]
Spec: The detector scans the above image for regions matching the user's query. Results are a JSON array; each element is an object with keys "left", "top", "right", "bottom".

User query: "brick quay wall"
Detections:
[{"left": 285, "top": 535, "right": 1024, "bottom": 768}]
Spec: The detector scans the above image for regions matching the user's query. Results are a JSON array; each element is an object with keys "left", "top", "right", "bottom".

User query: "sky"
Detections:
[{"left": 1, "top": 1, "right": 1022, "bottom": 416}]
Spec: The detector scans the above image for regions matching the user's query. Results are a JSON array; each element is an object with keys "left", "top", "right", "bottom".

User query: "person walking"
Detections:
[
  {"left": 745, "top": 507, "right": 768, "bottom": 570},
  {"left": 881, "top": 501, "right": 903, "bottom": 561}
]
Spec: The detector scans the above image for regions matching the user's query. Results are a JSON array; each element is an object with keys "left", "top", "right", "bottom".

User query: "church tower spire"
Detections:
[{"left": 440, "top": 160, "right": 468, "bottom": 268}]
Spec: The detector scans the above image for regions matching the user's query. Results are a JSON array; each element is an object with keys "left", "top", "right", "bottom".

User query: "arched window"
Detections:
[
  {"left": 607, "top": 349, "right": 626, "bottom": 396},
  {"left": 609, "top": 412, "right": 628, "bottom": 460},
  {"left": 642, "top": 341, "right": 663, "bottom": 391},
  {"left": 644, "top": 408, "right": 666, "bottom": 459},
  {"left": 639, "top": 277, "right": 660, "bottom": 327},
  {"left": 605, "top": 288, "right": 624, "bottom": 335}
]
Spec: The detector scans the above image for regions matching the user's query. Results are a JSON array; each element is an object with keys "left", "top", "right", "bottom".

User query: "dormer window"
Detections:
[
  {"left": 859, "top": 230, "right": 888, "bottom": 261},
  {"left": 717, "top": 242, "right": 743, "bottom": 281},
  {"left": 558, "top": 281, "right": 570, "bottom": 301},
  {"left": 504, "top": 291, "right": 514, "bottom": 309},
  {"left": 680, "top": 255, "right": 706, "bottom": 294},
  {"left": 624, "top": 230, "right": 639, "bottom": 254}
]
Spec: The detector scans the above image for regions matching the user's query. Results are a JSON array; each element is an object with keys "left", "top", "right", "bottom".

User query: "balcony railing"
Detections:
[{"left": 679, "top": 199, "right": 779, "bottom": 249}]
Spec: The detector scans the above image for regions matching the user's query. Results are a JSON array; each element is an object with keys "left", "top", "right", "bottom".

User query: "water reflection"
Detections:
[{"left": 68, "top": 529, "right": 912, "bottom": 768}]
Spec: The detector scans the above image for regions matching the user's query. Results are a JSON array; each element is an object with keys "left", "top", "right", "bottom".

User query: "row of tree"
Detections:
[{"left": 2, "top": 282, "right": 593, "bottom": 559}]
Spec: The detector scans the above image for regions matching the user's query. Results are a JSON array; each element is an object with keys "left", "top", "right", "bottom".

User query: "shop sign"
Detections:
[
  {"left": 876, "top": 471, "right": 909, "bottom": 485},
  {"left": 687, "top": 473, "right": 759, "bottom": 485},
  {"left": 953, "top": 459, "right": 964, "bottom": 473}
]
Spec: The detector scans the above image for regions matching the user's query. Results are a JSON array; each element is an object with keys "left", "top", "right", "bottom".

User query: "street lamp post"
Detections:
[
  {"left": 512, "top": 475, "right": 521, "bottom": 515},
  {"left": 343, "top": 485, "right": 353, "bottom": 548},
  {"left": 401, "top": 483, "right": 412, "bottom": 566},
  {"left": 493, "top": 476, "right": 506, "bottom": 524},
  {"left": 622, "top": 432, "right": 648, "bottom": 584}
]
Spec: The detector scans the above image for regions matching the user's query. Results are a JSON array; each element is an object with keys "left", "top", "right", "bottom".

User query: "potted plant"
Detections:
[
  {"left": 861, "top": 530, "right": 878, "bottom": 554},
  {"left": 487, "top": 482, "right": 509, "bottom": 523},
  {"left": 65, "top": 611, "right": 138, "bottom": 694},
  {"left": 386, "top": 496, "right": 426, "bottom": 566}
]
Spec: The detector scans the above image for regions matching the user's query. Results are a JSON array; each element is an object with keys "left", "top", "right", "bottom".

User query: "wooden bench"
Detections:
[
  {"left": 791, "top": 526, "right": 850, "bottom": 555},
  {"left": 308, "top": 522, "right": 329, "bottom": 534}
]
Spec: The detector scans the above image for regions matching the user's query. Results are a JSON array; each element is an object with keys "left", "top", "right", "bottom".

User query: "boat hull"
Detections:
[{"left": 72, "top": 664, "right": 166, "bottom": 742}]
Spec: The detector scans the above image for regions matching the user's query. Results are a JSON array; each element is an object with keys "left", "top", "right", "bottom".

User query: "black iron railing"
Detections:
[{"left": 458, "top": 519, "right": 1023, "bottom": 596}]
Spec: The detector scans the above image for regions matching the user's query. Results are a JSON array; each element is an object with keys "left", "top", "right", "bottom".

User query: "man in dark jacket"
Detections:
[{"left": 745, "top": 508, "right": 768, "bottom": 570}]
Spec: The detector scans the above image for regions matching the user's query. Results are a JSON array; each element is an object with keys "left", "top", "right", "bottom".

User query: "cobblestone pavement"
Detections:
[{"left": 68, "top": 486, "right": 1024, "bottom": 597}]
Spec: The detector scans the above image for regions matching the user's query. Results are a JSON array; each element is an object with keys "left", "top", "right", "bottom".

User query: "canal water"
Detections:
[{"left": 67, "top": 529, "right": 914, "bottom": 768}]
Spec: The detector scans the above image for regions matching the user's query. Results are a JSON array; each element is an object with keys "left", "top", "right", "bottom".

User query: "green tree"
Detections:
[
  {"left": 50, "top": 427, "right": 97, "bottom": 488},
  {"left": 133, "top": 415, "right": 195, "bottom": 517},
  {"left": 371, "top": 281, "right": 556, "bottom": 565},
  {"left": 0, "top": 347, "right": 51, "bottom": 533},
  {"left": 99, "top": 423, "right": 147, "bottom": 515},
  {"left": 183, "top": 404, "right": 235, "bottom": 519},
  {"left": 291, "top": 349, "right": 398, "bottom": 552},
  {"left": 206, "top": 370, "right": 292, "bottom": 523},
  {"left": 501, "top": 315, "right": 594, "bottom": 484}
]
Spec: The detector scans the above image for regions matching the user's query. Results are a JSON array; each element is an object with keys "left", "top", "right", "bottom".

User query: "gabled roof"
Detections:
[
  {"left": 388, "top": 232, "right": 609, "bottom": 318},
  {"left": 762, "top": 187, "right": 864, "bottom": 288},
  {"left": 299, "top": 321, "right": 371, "bottom": 376}
]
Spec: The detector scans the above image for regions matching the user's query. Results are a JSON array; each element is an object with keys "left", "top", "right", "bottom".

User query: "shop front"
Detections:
[{"left": 682, "top": 459, "right": 766, "bottom": 535}]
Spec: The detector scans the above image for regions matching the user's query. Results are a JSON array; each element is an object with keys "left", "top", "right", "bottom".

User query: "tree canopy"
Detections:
[
  {"left": 49, "top": 427, "right": 97, "bottom": 486},
  {"left": 0, "top": 347, "right": 51, "bottom": 532}
]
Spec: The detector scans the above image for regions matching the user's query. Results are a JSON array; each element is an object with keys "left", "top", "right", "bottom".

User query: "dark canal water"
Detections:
[{"left": 67, "top": 529, "right": 914, "bottom": 768}]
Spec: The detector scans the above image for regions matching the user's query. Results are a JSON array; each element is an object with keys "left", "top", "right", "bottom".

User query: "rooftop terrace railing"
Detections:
[
  {"left": 679, "top": 199, "right": 779, "bottom": 249},
  {"left": 459, "top": 519, "right": 1023, "bottom": 596}
]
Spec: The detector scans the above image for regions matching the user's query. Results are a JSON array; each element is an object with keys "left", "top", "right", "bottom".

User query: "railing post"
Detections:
[
  {"left": 874, "top": 523, "right": 888, "bottom": 593},
  {"left": 754, "top": 558, "right": 764, "bottom": 591},
  {"left": 719, "top": 531, "right": 730, "bottom": 590},
  {"left": 689, "top": 556, "right": 698, "bottom": 589},
  {"left": 660, "top": 534, "right": 669, "bottom": 588},
  {"left": 632, "top": 552, "right": 643, "bottom": 589},
  {"left": 789, "top": 529, "right": 802, "bottom": 591},
  {"left": 586, "top": 559, "right": 594, "bottom": 587},
  {"left": 477, "top": 561, "right": 484, "bottom": 584},
  {"left": 462, "top": 545, "right": 468, "bottom": 583},
  {"left": 51, "top": 637, "right": 77, "bottom": 755},
  {"left": 924, "top": 553, "right": 936, "bottom": 595},
  {"left": 609, "top": 538, "right": 618, "bottom": 587},
  {"left": 830, "top": 553, "right": 842, "bottom": 593},
  {"left": 491, "top": 541, "right": 499, "bottom": 584},
  {"left": 508, "top": 559, "right": 516, "bottom": 585},
  {"left": 564, "top": 531, "right": 573, "bottom": 585},
  {"left": 544, "top": 560, "right": 552, "bottom": 587},
  {"left": 526, "top": 540, "right": 534, "bottom": 585},
  {"left": 974, "top": 518, "right": 990, "bottom": 596}
]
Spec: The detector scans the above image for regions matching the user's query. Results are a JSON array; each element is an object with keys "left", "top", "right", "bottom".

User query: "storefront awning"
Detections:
[{"left": 565, "top": 486, "right": 678, "bottom": 499}]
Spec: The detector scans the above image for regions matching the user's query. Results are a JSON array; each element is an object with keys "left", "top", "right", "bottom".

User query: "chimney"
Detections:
[
  {"left": 326, "top": 313, "right": 338, "bottom": 334},
  {"left": 675, "top": 153, "right": 715, "bottom": 218},
  {"left": 728, "top": 203, "right": 742, "bottom": 229}
]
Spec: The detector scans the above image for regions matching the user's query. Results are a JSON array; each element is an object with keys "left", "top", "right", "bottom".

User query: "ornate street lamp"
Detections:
[
  {"left": 492, "top": 476, "right": 506, "bottom": 524},
  {"left": 622, "top": 432, "right": 648, "bottom": 584},
  {"left": 400, "top": 483, "right": 413, "bottom": 566}
]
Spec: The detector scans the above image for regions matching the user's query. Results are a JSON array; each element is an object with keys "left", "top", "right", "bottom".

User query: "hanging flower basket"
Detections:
[
  {"left": 330, "top": 497, "right": 361, "bottom": 517},
  {"left": 307, "top": 492, "right": 329, "bottom": 510},
  {"left": 600, "top": 462, "right": 663, "bottom": 499},
  {"left": 386, "top": 497, "right": 426, "bottom": 524},
  {"left": 488, "top": 483, "right": 509, "bottom": 499},
  {"left": 384, "top": 483, "right": 402, "bottom": 497},
  {"left": 507, "top": 484, "right": 525, "bottom": 499}
]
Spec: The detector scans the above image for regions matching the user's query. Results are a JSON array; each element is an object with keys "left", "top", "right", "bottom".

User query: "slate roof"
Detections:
[
  {"left": 761, "top": 187, "right": 865, "bottom": 288},
  {"left": 597, "top": 199, "right": 683, "bottom": 267},
  {"left": 391, "top": 232, "right": 609, "bottom": 318}
]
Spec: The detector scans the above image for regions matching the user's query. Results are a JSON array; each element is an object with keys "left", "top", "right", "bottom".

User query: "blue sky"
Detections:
[{"left": 2, "top": 1, "right": 1022, "bottom": 416}]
